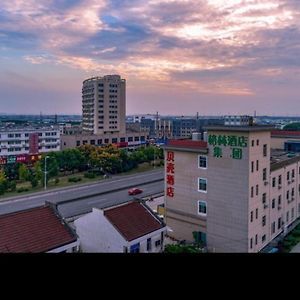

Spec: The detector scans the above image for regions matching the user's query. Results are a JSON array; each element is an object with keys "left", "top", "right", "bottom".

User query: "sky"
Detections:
[{"left": 0, "top": 0, "right": 300, "bottom": 116}]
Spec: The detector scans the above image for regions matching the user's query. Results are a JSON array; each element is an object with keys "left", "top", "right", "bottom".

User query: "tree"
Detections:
[
  {"left": 283, "top": 122, "right": 300, "bottom": 131},
  {"left": 18, "top": 164, "right": 30, "bottom": 182},
  {"left": 0, "top": 169, "right": 8, "bottom": 195}
]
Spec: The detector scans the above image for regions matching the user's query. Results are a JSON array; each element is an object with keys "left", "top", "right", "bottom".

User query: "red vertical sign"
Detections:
[
  {"left": 29, "top": 133, "right": 39, "bottom": 154},
  {"left": 166, "top": 151, "right": 175, "bottom": 198}
]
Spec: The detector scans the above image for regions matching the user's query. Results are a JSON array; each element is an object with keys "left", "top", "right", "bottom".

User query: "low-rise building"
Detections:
[
  {"left": 163, "top": 123, "right": 300, "bottom": 252},
  {"left": 0, "top": 205, "right": 79, "bottom": 253},
  {"left": 74, "top": 201, "right": 166, "bottom": 253},
  {"left": 0, "top": 126, "right": 60, "bottom": 157}
]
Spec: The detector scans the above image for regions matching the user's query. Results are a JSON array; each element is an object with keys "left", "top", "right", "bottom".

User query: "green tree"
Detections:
[
  {"left": 283, "top": 122, "right": 300, "bottom": 131},
  {"left": 0, "top": 169, "right": 8, "bottom": 195},
  {"left": 18, "top": 164, "right": 30, "bottom": 181}
]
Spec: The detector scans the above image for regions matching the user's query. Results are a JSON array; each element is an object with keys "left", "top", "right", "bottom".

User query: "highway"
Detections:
[{"left": 0, "top": 169, "right": 164, "bottom": 217}]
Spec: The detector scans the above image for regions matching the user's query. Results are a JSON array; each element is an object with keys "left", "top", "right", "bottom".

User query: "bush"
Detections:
[
  {"left": 30, "top": 177, "right": 38, "bottom": 188},
  {"left": 84, "top": 172, "right": 96, "bottom": 179},
  {"left": 55, "top": 178, "right": 60, "bottom": 185},
  {"left": 17, "top": 187, "right": 29, "bottom": 193},
  {"left": 68, "top": 177, "right": 82, "bottom": 183}
]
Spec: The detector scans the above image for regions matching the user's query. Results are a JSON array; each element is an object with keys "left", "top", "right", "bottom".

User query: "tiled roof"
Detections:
[
  {"left": 271, "top": 130, "right": 300, "bottom": 137},
  {"left": 166, "top": 139, "right": 208, "bottom": 149},
  {"left": 104, "top": 202, "right": 165, "bottom": 241},
  {"left": 0, "top": 205, "right": 77, "bottom": 253}
]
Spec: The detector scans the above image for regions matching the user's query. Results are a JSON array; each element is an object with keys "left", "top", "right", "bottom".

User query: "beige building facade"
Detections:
[
  {"left": 82, "top": 75, "right": 126, "bottom": 135},
  {"left": 164, "top": 125, "right": 300, "bottom": 253}
]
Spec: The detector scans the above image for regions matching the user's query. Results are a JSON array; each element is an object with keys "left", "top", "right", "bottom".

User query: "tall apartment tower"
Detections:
[{"left": 82, "top": 75, "right": 126, "bottom": 135}]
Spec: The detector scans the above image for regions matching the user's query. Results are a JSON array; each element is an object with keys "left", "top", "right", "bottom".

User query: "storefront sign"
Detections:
[{"left": 166, "top": 151, "right": 175, "bottom": 197}]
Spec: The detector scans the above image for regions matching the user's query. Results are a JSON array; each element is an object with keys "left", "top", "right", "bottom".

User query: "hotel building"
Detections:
[
  {"left": 82, "top": 75, "right": 126, "bottom": 135},
  {"left": 164, "top": 122, "right": 300, "bottom": 252}
]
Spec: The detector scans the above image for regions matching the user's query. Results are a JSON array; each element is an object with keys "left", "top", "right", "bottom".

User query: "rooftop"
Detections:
[
  {"left": 270, "top": 150, "right": 300, "bottom": 171},
  {"left": 0, "top": 205, "right": 77, "bottom": 253},
  {"left": 204, "top": 125, "right": 275, "bottom": 132},
  {"left": 164, "top": 139, "right": 208, "bottom": 153},
  {"left": 104, "top": 201, "right": 165, "bottom": 242}
]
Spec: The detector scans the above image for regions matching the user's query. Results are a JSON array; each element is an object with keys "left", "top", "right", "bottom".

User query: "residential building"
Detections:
[
  {"left": 74, "top": 201, "right": 166, "bottom": 253},
  {"left": 0, "top": 205, "right": 79, "bottom": 253},
  {"left": 82, "top": 75, "right": 126, "bottom": 135},
  {"left": 163, "top": 121, "right": 300, "bottom": 252}
]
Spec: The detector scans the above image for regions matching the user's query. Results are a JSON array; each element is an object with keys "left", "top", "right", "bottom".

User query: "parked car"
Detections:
[{"left": 128, "top": 188, "right": 143, "bottom": 195}]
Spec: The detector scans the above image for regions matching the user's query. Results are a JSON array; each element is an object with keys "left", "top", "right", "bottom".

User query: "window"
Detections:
[
  {"left": 256, "top": 160, "right": 259, "bottom": 171},
  {"left": 198, "top": 178, "right": 207, "bottom": 193},
  {"left": 287, "top": 171, "right": 290, "bottom": 181},
  {"left": 278, "top": 195, "right": 281, "bottom": 209},
  {"left": 134, "top": 136, "right": 139, "bottom": 141},
  {"left": 262, "top": 215, "right": 266, "bottom": 226},
  {"left": 104, "top": 138, "right": 109, "bottom": 144},
  {"left": 128, "top": 137, "right": 133, "bottom": 142},
  {"left": 278, "top": 217, "right": 282, "bottom": 229},
  {"left": 272, "top": 177, "right": 276, "bottom": 187},
  {"left": 251, "top": 187, "right": 254, "bottom": 198},
  {"left": 292, "top": 208, "right": 294, "bottom": 219},
  {"left": 250, "top": 238, "right": 253, "bottom": 249},
  {"left": 255, "top": 234, "right": 258, "bottom": 245},
  {"left": 147, "top": 238, "right": 152, "bottom": 251},
  {"left": 286, "top": 211, "right": 289, "bottom": 223},
  {"left": 90, "top": 140, "right": 95, "bottom": 145},
  {"left": 250, "top": 211, "right": 253, "bottom": 222},
  {"left": 263, "top": 168, "right": 267, "bottom": 181},
  {"left": 256, "top": 139, "right": 259, "bottom": 146},
  {"left": 262, "top": 235, "right": 266, "bottom": 243},
  {"left": 112, "top": 138, "right": 118, "bottom": 143},
  {"left": 251, "top": 161, "right": 254, "bottom": 173},
  {"left": 155, "top": 240, "right": 161, "bottom": 247},
  {"left": 199, "top": 155, "right": 207, "bottom": 169},
  {"left": 251, "top": 140, "right": 254, "bottom": 147},
  {"left": 120, "top": 137, "right": 126, "bottom": 142},
  {"left": 255, "top": 208, "right": 258, "bottom": 219},
  {"left": 198, "top": 201, "right": 207, "bottom": 215},
  {"left": 286, "top": 190, "right": 289, "bottom": 200},
  {"left": 278, "top": 175, "right": 282, "bottom": 185},
  {"left": 256, "top": 184, "right": 259, "bottom": 196},
  {"left": 292, "top": 169, "right": 295, "bottom": 178},
  {"left": 262, "top": 193, "right": 266, "bottom": 204},
  {"left": 263, "top": 144, "right": 267, "bottom": 157},
  {"left": 272, "top": 199, "right": 275, "bottom": 209},
  {"left": 272, "top": 222, "right": 276, "bottom": 234},
  {"left": 97, "top": 139, "right": 102, "bottom": 145}
]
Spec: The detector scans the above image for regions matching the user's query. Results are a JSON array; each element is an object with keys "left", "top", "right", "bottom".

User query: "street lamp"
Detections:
[{"left": 44, "top": 156, "right": 49, "bottom": 190}]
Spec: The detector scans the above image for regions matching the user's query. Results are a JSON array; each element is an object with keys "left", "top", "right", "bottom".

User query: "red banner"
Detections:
[{"left": 29, "top": 133, "right": 39, "bottom": 154}]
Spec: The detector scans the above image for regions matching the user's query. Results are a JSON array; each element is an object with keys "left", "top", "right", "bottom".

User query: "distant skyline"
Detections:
[{"left": 1, "top": 0, "right": 300, "bottom": 115}]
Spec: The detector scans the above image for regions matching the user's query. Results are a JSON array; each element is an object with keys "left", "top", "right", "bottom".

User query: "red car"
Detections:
[{"left": 128, "top": 188, "right": 143, "bottom": 195}]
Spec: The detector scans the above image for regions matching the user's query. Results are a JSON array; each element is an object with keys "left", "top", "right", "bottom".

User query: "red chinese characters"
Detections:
[{"left": 166, "top": 151, "right": 175, "bottom": 198}]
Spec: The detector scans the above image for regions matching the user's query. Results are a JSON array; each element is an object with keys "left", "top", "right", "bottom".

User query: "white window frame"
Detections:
[
  {"left": 198, "top": 178, "right": 207, "bottom": 193},
  {"left": 198, "top": 155, "right": 208, "bottom": 169},
  {"left": 198, "top": 200, "right": 207, "bottom": 216}
]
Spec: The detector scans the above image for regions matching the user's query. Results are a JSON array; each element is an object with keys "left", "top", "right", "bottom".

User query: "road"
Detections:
[
  {"left": 58, "top": 181, "right": 164, "bottom": 219},
  {"left": 0, "top": 169, "right": 164, "bottom": 217}
]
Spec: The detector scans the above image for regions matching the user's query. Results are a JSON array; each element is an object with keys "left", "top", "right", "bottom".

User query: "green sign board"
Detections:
[{"left": 208, "top": 134, "right": 248, "bottom": 160}]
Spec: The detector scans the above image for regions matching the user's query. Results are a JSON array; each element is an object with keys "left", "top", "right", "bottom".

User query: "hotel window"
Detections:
[
  {"left": 292, "top": 169, "right": 295, "bottom": 178},
  {"left": 262, "top": 193, "right": 266, "bottom": 204},
  {"left": 286, "top": 190, "right": 290, "bottom": 200},
  {"left": 263, "top": 168, "right": 267, "bottom": 181},
  {"left": 292, "top": 208, "right": 294, "bottom": 219},
  {"left": 256, "top": 184, "right": 259, "bottom": 196},
  {"left": 278, "top": 195, "right": 282, "bottom": 209},
  {"left": 272, "top": 199, "right": 275, "bottom": 209},
  {"left": 278, "top": 175, "right": 282, "bottom": 185},
  {"left": 97, "top": 139, "right": 102, "bottom": 145},
  {"left": 278, "top": 217, "right": 282, "bottom": 229},
  {"left": 112, "top": 138, "right": 118, "bottom": 143},
  {"left": 251, "top": 140, "right": 254, "bottom": 147},
  {"left": 155, "top": 240, "right": 161, "bottom": 247},
  {"left": 256, "top": 139, "right": 259, "bottom": 146},
  {"left": 292, "top": 188, "right": 295, "bottom": 198},
  {"left": 263, "top": 144, "right": 267, "bottom": 157},
  {"left": 256, "top": 160, "right": 259, "bottom": 171},
  {"left": 250, "top": 211, "right": 253, "bottom": 222},
  {"left": 255, "top": 208, "right": 258, "bottom": 219},
  {"left": 198, "top": 201, "right": 207, "bottom": 215},
  {"left": 251, "top": 161, "right": 254, "bottom": 173},
  {"left": 262, "top": 215, "right": 266, "bottom": 226},
  {"left": 287, "top": 171, "right": 290, "bottom": 181},
  {"left": 250, "top": 238, "right": 253, "bottom": 249},
  {"left": 262, "top": 235, "right": 266, "bottom": 243},
  {"left": 198, "top": 178, "right": 207, "bottom": 193},
  {"left": 255, "top": 234, "right": 258, "bottom": 245},
  {"left": 104, "top": 138, "right": 109, "bottom": 144},
  {"left": 251, "top": 187, "right": 254, "bottom": 198},
  {"left": 199, "top": 155, "right": 207, "bottom": 169},
  {"left": 272, "top": 177, "right": 276, "bottom": 187},
  {"left": 272, "top": 222, "right": 276, "bottom": 234}
]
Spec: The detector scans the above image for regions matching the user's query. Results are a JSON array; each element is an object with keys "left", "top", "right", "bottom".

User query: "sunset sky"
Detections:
[{"left": 0, "top": 0, "right": 300, "bottom": 115}]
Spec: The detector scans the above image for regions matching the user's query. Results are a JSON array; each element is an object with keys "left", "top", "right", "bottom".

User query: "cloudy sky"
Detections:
[{"left": 0, "top": 0, "right": 300, "bottom": 115}]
